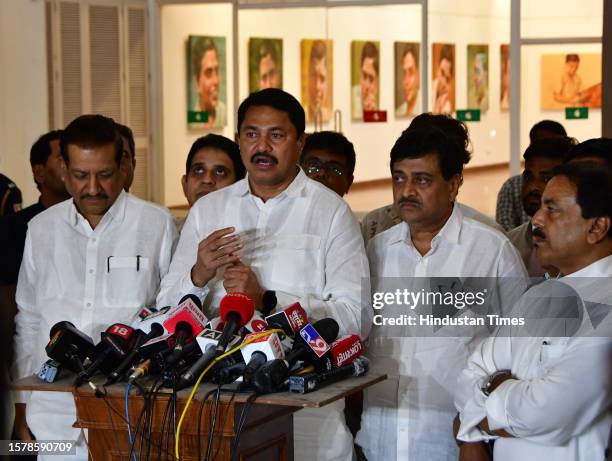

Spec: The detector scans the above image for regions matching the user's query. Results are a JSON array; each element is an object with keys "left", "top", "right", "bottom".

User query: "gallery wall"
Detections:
[
  {"left": 153, "top": 0, "right": 602, "bottom": 212},
  {"left": 161, "top": 3, "right": 234, "bottom": 207}
]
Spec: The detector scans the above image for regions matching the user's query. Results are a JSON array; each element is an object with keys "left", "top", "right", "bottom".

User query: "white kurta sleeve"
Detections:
[
  {"left": 275, "top": 205, "right": 371, "bottom": 339},
  {"left": 156, "top": 209, "right": 210, "bottom": 308},
  {"left": 455, "top": 335, "right": 514, "bottom": 442},
  {"left": 12, "top": 232, "right": 40, "bottom": 403},
  {"left": 484, "top": 338, "right": 611, "bottom": 445}
]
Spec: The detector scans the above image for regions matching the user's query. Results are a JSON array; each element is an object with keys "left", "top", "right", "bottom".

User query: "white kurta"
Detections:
[
  {"left": 13, "top": 191, "right": 177, "bottom": 460},
  {"left": 356, "top": 205, "right": 528, "bottom": 461},
  {"left": 456, "top": 255, "right": 612, "bottom": 461},
  {"left": 157, "top": 169, "right": 371, "bottom": 461}
]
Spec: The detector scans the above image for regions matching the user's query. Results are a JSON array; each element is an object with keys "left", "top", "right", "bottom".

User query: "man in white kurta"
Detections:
[
  {"left": 157, "top": 89, "right": 370, "bottom": 461},
  {"left": 455, "top": 162, "right": 612, "bottom": 461},
  {"left": 355, "top": 126, "right": 527, "bottom": 461},
  {"left": 12, "top": 115, "right": 177, "bottom": 461}
]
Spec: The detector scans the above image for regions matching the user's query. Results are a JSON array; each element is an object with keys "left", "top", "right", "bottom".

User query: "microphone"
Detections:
[
  {"left": 251, "top": 318, "right": 339, "bottom": 394},
  {"left": 241, "top": 310, "right": 269, "bottom": 335},
  {"left": 289, "top": 357, "right": 370, "bottom": 394},
  {"left": 133, "top": 306, "right": 172, "bottom": 334},
  {"left": 75, "top": 323, "right": 137, "bottom": 386},
  {"left": 45, "top": 321, "right": 96, "bottom": 374},
  {"left": 162, "top": 294, "right": 207, "bottom": 337},
  {"left": 105, "top": 323, "right": 164, "bottom": 385},
  {"left": 240, "top": 332, "right": 285, "bottom": 384},
  {"left": 264, "top": 303, "right": 308, "bottom": 337},
  {"left": 328, "top": 334, "right": 364, "bottom": 368},
  {"left": 216, "top": 293, "right": 255, "bottom": 354}
]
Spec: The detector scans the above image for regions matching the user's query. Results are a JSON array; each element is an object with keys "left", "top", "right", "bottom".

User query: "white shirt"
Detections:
[
  {"left": 361, "top": 201, "right": 504, "bottom": 246},
  {"left": 456, "top": 255, "right": 612, "bottom": 461},
  {"left": 13, "top": 191, "right": 177, "bottom": 446},
  {"left": 157, "top": 169, "right": 371, "bottom": 338},
  {"left": 355, "top": 205, "right": 528, "bottom": 461},
  {"left": 157, "top": 169, "right": 370, "bottom": 461}
]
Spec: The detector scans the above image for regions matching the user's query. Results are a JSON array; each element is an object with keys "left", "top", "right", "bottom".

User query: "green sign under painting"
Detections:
[
  {"left": 456, "top": 109, "right": 481, "bottom": 122},
  {"left": 187, "top": 111, "right": 210, "bottom": 124},
  {"left": 565, "top": 107, "right": 588, "bottom": 120}
]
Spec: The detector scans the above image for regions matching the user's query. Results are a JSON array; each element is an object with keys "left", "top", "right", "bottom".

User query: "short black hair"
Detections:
[
  {"left": 30, "top": 130, "right": 63, "bottom": 167},
  {"left": 192, "top": 37, "right": 217, "bottom": 80},
  {"left": 390, "top": 126, "right": 468, "bottom": 180},
  {"left": 401, "top": 43, "right": 419, "bottom": 65},
  {"left": 259, "top": 39, "right": 279, "bottom": 64},
  {"left": 566, "top": 53, "right": 580, "bottom": 63},
  {"left": 185, "top": 134, "right": 245, "bottom": 180},
  {"left": 551, "top": 162, "right": 612, "bottom": 238},
  {"left": 300, "top": 131, "right": 356, "bottom": 175},
  {"left": 407, "top": 113, "right": 471, "bottom": 163},
  {"left": 523, "top": 136, "right": 577, "bottom": 162},
  {"left": 60, "top": 114, "right": 123, "bottom": 165},
  {"left": 115, "top": 123, "right": 136, "bottom": 163},
  {"left": 361, "top": 41, "right": 379, "bottom": 75},
  {"left": 564, "top": 138, "right": 612, "bottom": 166},
  {"left": 237, "top": 88, "right": 305, "bottom": 138},
  {"left": 529, "top": 120, "right": 567, "bottom": 143},
  {"left": 310, "top": 40, "right": 327, "bottom": 63}
]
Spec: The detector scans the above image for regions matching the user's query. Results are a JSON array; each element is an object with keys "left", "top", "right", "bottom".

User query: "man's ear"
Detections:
[
  {"left": 181, "top": 175, "right": 188, "bottom": 198},
  {"left": 297, "top": 134, "right": 306, "bottom": 154},
  {"left": 32, "top": 164, "right": 45, "bottom": 185},
  {"left": 587, "top": 216, "right": 611, "bottom": 244},
  {"left": 449, "top": 174, "right": 461, "bottom": 202}
]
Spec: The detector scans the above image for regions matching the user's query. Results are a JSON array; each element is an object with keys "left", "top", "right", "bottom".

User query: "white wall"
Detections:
[
  {"left": 0, "top": 0, "right": 49, "bottom": 207},
  {"left": 160, "top": 3, "right": 234, "bottom": 207}
]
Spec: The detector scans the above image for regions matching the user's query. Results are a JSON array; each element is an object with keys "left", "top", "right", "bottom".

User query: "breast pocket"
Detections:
[
  {"left": 103, "top": 256, "right": 154, "bottom": 308},
  {"left": 268, "top": 234, "right": 321, "bottom": 292},
  {"left": 538, "top": 342, "right": 566, "bottom": 372}
]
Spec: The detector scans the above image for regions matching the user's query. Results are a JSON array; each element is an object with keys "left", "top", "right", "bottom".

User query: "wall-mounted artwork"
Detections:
[
  {"left": 431, "top": 43, "right": 455, "bottom": 114},
  {"left": 187, "top": 35, "right": 227, "bottom": 129},
  {"left": 500, "top": 44, "right": 510, "bottom": 112},
  {"left": 541, "top": 53, "right": 601, "bottom": 110},
  {"left": 394, "top": 42, "right": 420, "bottom": 118},
  {"left": 467, "top": 44, "right": 489, "bottom": 112},
  {"left": 300, "top": 39, "right": 333, "bottom": 124},
  {"left": 248, "top": 38, "right": 283, "bottom": 93},
  {"left": 351, "top": 40, "right": 380, "bottom": 120}
]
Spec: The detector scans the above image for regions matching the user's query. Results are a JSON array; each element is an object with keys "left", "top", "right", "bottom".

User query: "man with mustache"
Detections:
[
  {"left": 361, "top": 113, "right": 502, "bottom": 246},
  {"left": 455, "top": 162, "right": 612, "bottom": 461},
  {"left": 507, "top": 136, "right": 576, "bottom": 277},
  {"left": 11, "top": 114, "right": 178, "bottom": 459},
  {"left": 158, "top": 88, "right": 370, "bottom": 461},
  {"left": 356, "top": 126, "right": 526, "bottom": 461}
]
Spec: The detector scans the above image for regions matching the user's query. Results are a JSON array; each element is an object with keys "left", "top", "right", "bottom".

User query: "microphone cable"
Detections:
[
  {"left": 174, "top": 328, "right": 284, "bottom": 460},
  {"left": 230, "top": 393, "right": 258, "bottom": 461}
]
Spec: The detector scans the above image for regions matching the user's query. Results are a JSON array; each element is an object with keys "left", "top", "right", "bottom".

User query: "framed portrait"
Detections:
[
  {"left": 540, "top": 53, "right": 601, "bottom": 110},
  {"left": 431, "top": 43, "right": 455, "bottom": 114},
  {"left": 467, "top": 44, "right": 489, "bottom": 112},
  {"left": 351, "top": 40, "right": 380, "bottom": 120},
  {"left": 248, "top": 38, "right": 283, "bottom": 93},
  {"left": 394, "top": 42, "right": 420, "bottom": 118},
  {"left": 187, "top": 35, "right": 227, "bottom": 129},
  {"left": 500, "top": 44, "right": 510, "bottom": 112},
  {"left": 300, "top": 39, "right": 333, "bottom": 124}
]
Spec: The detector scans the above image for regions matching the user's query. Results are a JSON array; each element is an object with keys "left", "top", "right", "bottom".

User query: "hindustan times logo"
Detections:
[{"left": 372, "top": 288, "right": 487, "bottom": 310}]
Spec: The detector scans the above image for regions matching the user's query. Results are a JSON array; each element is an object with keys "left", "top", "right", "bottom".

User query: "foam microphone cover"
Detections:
[{"left": 219, "top": 292, "right": 255, "bottom": 326}]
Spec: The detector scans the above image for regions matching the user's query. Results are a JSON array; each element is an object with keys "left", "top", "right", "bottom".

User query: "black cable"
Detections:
[
  {"left": 157, "top": 387, "right": 172, "bottom": 461},
  {"left": 204, "top": 385, "right": 222, "bottom": 461},
  {"left": 197, "top": 389, "right": 218, "bottom": 461},
  {"left": 212, "top": 389, "right": 237, "bottom": 461},
  {"left": 230, "top": 393, "right": 257, "bottom": 461}
]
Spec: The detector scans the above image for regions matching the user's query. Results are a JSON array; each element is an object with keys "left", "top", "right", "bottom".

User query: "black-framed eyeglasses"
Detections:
[{"left": 304, "top": 159, "right": 346, "bottom": 177}]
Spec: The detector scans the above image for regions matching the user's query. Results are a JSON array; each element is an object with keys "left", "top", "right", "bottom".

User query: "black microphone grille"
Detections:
[
  {"left": 178, "top": 293, "right": 203, "bottom": 309},
  {"left": 311, "top": 318, "right": 339, "bottom": 343}
]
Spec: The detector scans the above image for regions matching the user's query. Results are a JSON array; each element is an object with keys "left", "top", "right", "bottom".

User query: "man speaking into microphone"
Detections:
[
  {"left": 157, "top": 88, "right": 370, "bottom": 461},
  {"left": 12, "top": 115, "right": 178, "bottom": 460}
]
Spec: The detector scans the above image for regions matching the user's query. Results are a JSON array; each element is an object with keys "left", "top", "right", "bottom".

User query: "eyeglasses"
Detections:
[{"left": 304, "top": 159, "right": 346, "bottom": 177}]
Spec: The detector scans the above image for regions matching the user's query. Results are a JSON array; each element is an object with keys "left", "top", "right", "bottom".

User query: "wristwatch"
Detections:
[
  {"left": 481, "top": 370, "right": 512, "bottom": 396},
  {"left": 262, "top": 290, "right": 277, "bottom": 315}
]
